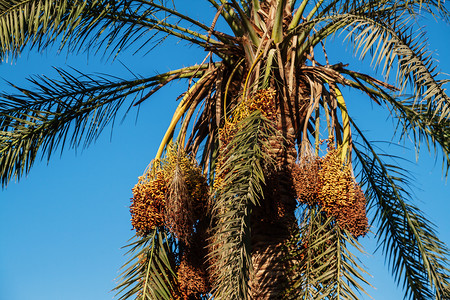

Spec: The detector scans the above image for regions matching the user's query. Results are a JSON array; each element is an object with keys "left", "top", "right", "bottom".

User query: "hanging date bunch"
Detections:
[
  {"left": 130, "top": 145, "right": 209, "bottom": 240},
  {"left": 162, "top": 145, "right": 211, "bottom": 299},
  {"left": 130, "top": 146, "right": 211, "bottom": 298},
  {"left": 177, "top": 254, "right": 209, "bottom": 300},
  {"left": 163, "top": 144, "right": 210, "bottom": 244},
  {"left": 219, "top": 88, "right": 277, "bottom": 145},
  {"left": 176, "top": 226, "right": 211, "bottom": 300},
  {"left": 292, "top": 143, "right": 369, "bottom": 238},
  {"left": 130, "top": 166, "right": 167, "bottom": 236}
]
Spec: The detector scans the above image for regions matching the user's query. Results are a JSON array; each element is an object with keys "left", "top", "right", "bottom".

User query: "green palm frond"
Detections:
[
  {"left": 344, "top": 14, "right": 450, "bottom": 121},
  {"left": 290, "top": 13, "right": 450, "bottom": 124},
  {"left": 287, "top": 207, "right": 371, "bottom": 300},
  {"left": 0, "top": 0, "right": 112, "bottom": 60},
  {"left": 338, "top": 228, "right": 372, "bottom": 300},
  {"left": 115, "top": 231, "right": 178, "bottom": 300},
  {"left": 352, "top": 128, "right": 450, "bottom": 299},
  {"left": 388, "top": 98, "right": 450, "bottom": 175},
  {"left": 327, "top": 0, "right": 449, "bottom": 19},
  {"left": 206, "top": 0, "right": 247, "bottom": 38},
  {"left": 287, "top": 3, "right": 450, "bottom": 122},
  {"left": 79, "top": 2, "right": 223, "bottom": 59},
  {"left": 0, "top": 0, "right": 226, "bottom": 61},
  {"left": 210, "top": 110, "right": 275, "bottom": 300},
  {"left": 0, "top": 65, "right": 209, "bottom": 187},
  {"left": 337, "top": 66, "right": 450, "bottom": 175}
]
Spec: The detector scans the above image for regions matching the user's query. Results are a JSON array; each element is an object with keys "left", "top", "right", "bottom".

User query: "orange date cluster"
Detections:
[{"left": 292, "top": 148, "right": 369, "bottom": 238}]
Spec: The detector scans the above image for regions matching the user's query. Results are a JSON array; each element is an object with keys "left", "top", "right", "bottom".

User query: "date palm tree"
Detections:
[{"left": 1, "top": 0, "right": 450, "bottom": 299}]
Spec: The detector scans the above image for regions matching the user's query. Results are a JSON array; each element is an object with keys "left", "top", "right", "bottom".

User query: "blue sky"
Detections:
[{"left": 1, "top": 3, "right": 450, "bottom": 300}]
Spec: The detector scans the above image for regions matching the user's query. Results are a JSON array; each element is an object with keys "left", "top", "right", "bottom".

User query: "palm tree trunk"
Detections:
[{"left": 249, "top": 103, "right": 298, "bottom": 299}]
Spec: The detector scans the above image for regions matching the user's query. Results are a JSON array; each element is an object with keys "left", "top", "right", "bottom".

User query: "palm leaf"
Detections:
[
  {"left": 337, "top": 66, "right": 450, "bottom": 176},
  {"left": 114, "top": 231, "right": 178, "bottom": 300},
  {"left": 343, "top": 14, "right": 450, "bottom": 121},
  {"left": 352, "top": 125, "right": 450, "bottom": 299},
  {"left": 0, "top": 0, "right": 113, "bottom": 59},
  {"left": 388, "top": 98, "right": 450, "bottom": 176},
  {"left": 287, "top": 207, "right": 371, "bottom": 299},
  {"left": 210, "top": 110, "right": 275, "bottom": 300},
  {"left": 0, "top": 65, "right": 210, "bottom": 187},
  {"left": 0, "top": 0, "right": 225, "bottom": 61},
  {"left": 325, "top": 0, "right": 449, "bottom": 19}
]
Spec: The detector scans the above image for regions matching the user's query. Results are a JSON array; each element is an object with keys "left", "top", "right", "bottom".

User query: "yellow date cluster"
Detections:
[
  {"left": 130, "top": 170, "right": 167, "bottom": 235},
  {"left": 130, "top": 148, "right": 209, "bottom": 238},
  {"left": 292, "top": 148, "right": 368, "bottom": 237},
  {"left": 176, "top": 253, "right": 210, "bottom": 300}
]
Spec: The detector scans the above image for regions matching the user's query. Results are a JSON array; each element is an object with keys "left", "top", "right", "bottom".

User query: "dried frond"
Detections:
[
  {"left": 166, "top": 164, "right": 192, "bottom": 244},
  {"left": 176, "top": 212, "right": 212, "bottom": 299}
]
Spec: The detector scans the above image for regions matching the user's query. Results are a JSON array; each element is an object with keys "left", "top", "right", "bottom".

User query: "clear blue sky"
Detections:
[{"left": 1, "top": 3, "right": 449, "bottom": 300}]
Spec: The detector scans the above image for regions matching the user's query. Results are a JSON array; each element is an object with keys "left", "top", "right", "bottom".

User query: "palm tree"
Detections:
[{"left": 1, "top": 0, "right": 450, "bottom": 299}]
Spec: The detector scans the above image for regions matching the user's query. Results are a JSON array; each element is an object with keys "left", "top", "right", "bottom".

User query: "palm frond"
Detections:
[
  {"left": 288, "top": 8, "right": 449, "bottom": 124},
  {"left": 352, "top": 125, "right": 450, "bottom": 299},
  {"left": 337, "top": 67, "right": 450, "bottom": 176},
  {"left": 0, "top": 0, "right": 228, "bottom": 61},
  {"left": 388, "top": 98, "right": 450, "bottom": 176},
  {"left": 344, "top": 14, "right": 450, "bottom": 121},
  {"left": 114, "top": 231, "right": 178, "bottom": 300},
  {"left": 329, "top": 0, "right": 450, "bottom": 20},
  {"left": 210, "top": 110, "right": 275, "bottom": 300},
  {"left": 0, "top": 0, "right": 115, "bottom": 60},
  {"left": 0, "top": 65, "right": 209, "bottom": 187},
  {"left": 206, "top": 0, "right": 245, "bottom": 38},
  {"left": 286, "top": 207, "right": 371, "bottom": 299},
  {"left": 80, "top": 4, "right": 223, "bottom": 59}
]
